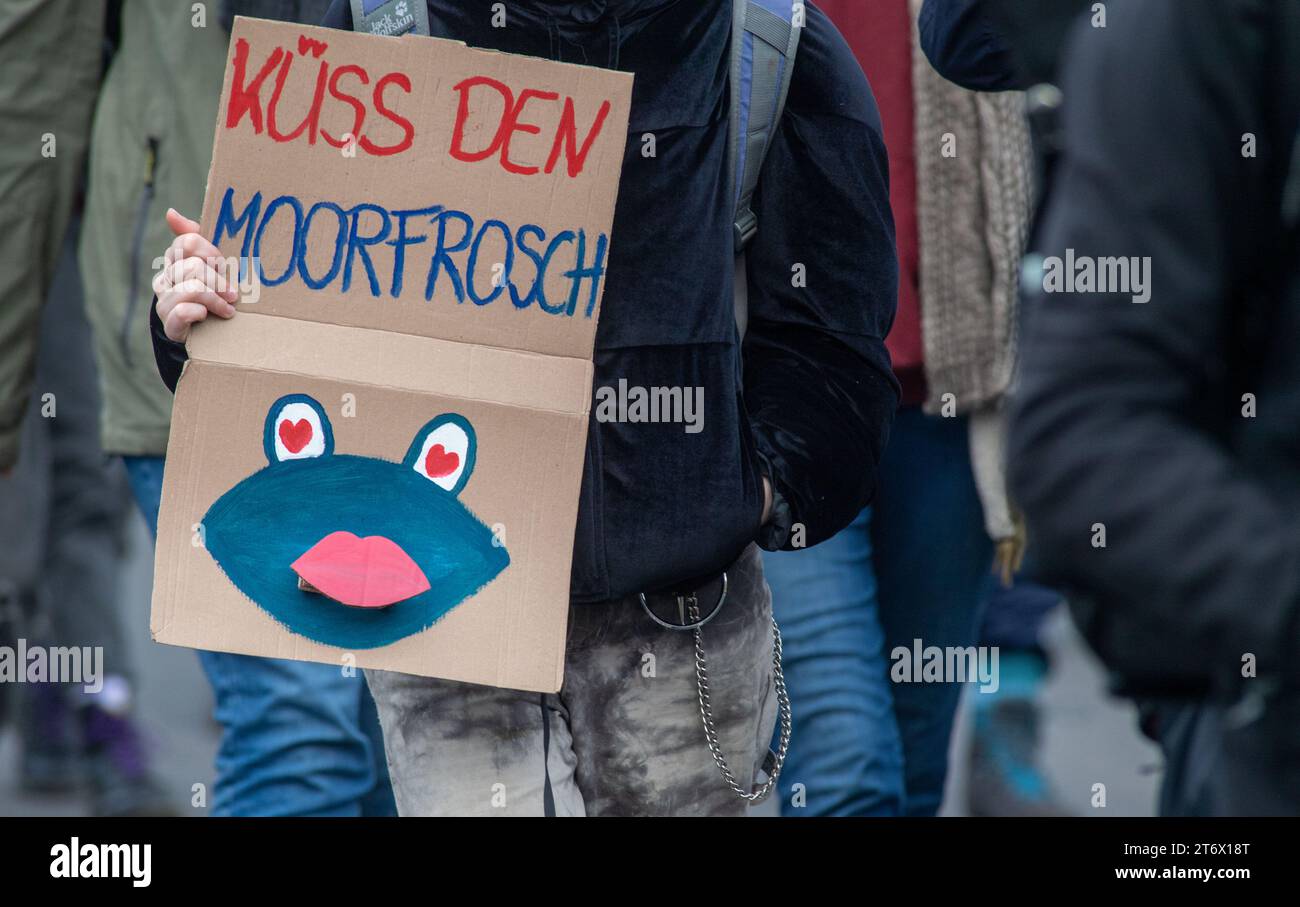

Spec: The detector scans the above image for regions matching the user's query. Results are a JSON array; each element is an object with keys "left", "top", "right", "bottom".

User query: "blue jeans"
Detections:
[
  {"left": 123, "top": 456, "right": 395, "bottom": 817},
  {"left": 762, "top": 407, "right": 992, "bottom": 816}
]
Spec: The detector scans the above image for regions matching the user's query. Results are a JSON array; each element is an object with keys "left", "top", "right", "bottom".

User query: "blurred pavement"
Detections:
[{"left": 0, "top": 511, "right": 217, "bottom": 816}]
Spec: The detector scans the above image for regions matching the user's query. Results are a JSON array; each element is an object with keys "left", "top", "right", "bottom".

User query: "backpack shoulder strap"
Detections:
[{"left": 730, "top": 0, "right": 803, "bottom": 252}]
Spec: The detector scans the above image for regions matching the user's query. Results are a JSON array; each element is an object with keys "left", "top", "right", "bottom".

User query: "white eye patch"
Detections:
[
  {"left": 272, "top": 401, "right": 327, "bottom": 461},
  {"left": 411, "top": 420, "right": 472, "bottom": 492}
]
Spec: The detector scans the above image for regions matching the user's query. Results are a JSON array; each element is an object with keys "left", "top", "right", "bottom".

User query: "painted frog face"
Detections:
[{"left": 202, "top": 394, "right": 510, "bottom": 649}]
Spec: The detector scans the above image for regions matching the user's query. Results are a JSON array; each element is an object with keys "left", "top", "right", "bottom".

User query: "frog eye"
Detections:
[
  {"left": 403, "top": 414, "right": 475, "bottom": 495},
  {"left": 263, "top": 394, "right": 333, "bottom": 463}
]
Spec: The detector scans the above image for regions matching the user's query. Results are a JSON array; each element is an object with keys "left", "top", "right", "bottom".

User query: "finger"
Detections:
[
  {"left": 166, "top": 207, "right": 202, "bottom": 237},
  {"left": 160, "top": 278, "right": 237, "bottom": 320},
  {"left": 163, "top": 301, "right": 210, "bottom": 343},
  {"left": 164, "top": 232, "right": 223, "bottom": 271},
  {"left": 152, "top": 261, "right": 172, "bottom": 297},
  {"left": 161, "top": 278, "right": 238, "bottom": 318},
  {"left": 156, "top": 256, "right": 238, "bottom": 302}
]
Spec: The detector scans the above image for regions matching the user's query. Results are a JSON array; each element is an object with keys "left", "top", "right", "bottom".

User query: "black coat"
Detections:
[{"left": 1009, "top": 0, "right": 1300, "bottom": 696}]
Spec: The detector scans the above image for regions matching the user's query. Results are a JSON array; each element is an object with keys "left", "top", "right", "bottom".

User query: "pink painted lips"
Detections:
[{"left": 291, "top": 531, "right": 431, "bottom": 609}]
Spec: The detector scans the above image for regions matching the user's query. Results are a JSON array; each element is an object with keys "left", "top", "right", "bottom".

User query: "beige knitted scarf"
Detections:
[
  {"left": 906, "top": 0, "right": 1033, "bottom": 541},
  {"left": 908, "top": 0, "right": 1032, "bottom": 416}
]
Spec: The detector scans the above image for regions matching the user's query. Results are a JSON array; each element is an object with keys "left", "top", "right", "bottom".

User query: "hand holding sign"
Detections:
[{"left": 153, "top": 208, "right": 239, "bottom": 342}]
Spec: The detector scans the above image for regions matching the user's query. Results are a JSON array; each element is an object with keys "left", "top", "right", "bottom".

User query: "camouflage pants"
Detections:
[{"left": 365, "top": 544, "right": 778, "bottom": 816}]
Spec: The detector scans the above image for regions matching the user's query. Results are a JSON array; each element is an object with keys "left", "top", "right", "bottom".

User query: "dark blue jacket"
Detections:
[
  {"left": 918, "top": 0, "right": 1023, "bottom": 91},
  {"left": 153, "top": 0, "right": 899, "bottom": 602},
  {"left": 920, "top": 0, "right": 1100, "bottom": 91}
]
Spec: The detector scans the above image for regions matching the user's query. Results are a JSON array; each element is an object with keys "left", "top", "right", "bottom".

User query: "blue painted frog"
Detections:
[{"left": 202, "top": 393, "right": 510, "bottom": 649}]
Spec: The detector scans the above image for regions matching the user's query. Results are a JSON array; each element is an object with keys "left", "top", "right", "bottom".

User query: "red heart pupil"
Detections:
[
  {"left": 279, "top": 419, "right": 313, "bottom": 454},
  {"left": 424, "top": 444, "right": 459, "bottom": 478}
]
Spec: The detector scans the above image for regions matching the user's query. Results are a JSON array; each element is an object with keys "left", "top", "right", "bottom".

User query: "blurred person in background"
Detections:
[
  {"left": 964, "top": 572, "right": 1067, "bottom": 815},
  {"left": 0, "top": 0, "right": 102, "bottom": 472},
  {"left": 918, "top": 0, "right": 1096, "bottom": 817},
  {"left": 0, "top": 224, "right": 173, "bottom": 815},
  {"left": 1009, "top": 0, "right": 1300, "bottom": 815},
  {"left": 0, "top": 0, "right": 172, "bottom": 815},
  {"left": 760, "top": 0, "right": 1031, "bottom": 816},
  {"left": 919, "top": 0, "right": 1091, "bottom": 224},
  {"left": 76, "top": 0, "right": 393, "bottom": 816}
]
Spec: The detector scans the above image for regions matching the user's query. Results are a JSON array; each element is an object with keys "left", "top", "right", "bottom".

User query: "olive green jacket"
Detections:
[
  {"left": 0, "top": 0, "right": 103, "bottom": 469},
  {"left": 78, "top": 0, "right": 230, "bottom": 455}
]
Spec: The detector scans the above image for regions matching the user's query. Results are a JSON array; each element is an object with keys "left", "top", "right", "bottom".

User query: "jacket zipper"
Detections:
[{"left": 120, "top": 137, "right": 159, "bottom": 367}]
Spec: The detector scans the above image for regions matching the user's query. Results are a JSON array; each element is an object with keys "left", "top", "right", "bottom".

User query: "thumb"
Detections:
[{"left": 165, "top": 207, "right": 202, "bottom": 237}]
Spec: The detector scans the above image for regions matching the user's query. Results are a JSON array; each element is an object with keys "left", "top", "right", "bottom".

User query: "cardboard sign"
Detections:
[{"left": 150, "top": 17, "right": 632, "bottom": 693}]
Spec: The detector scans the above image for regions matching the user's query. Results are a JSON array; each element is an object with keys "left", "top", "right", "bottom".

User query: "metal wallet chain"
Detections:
[{"left": 685, "top": 593, "right": 792, "bottom": 804}]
